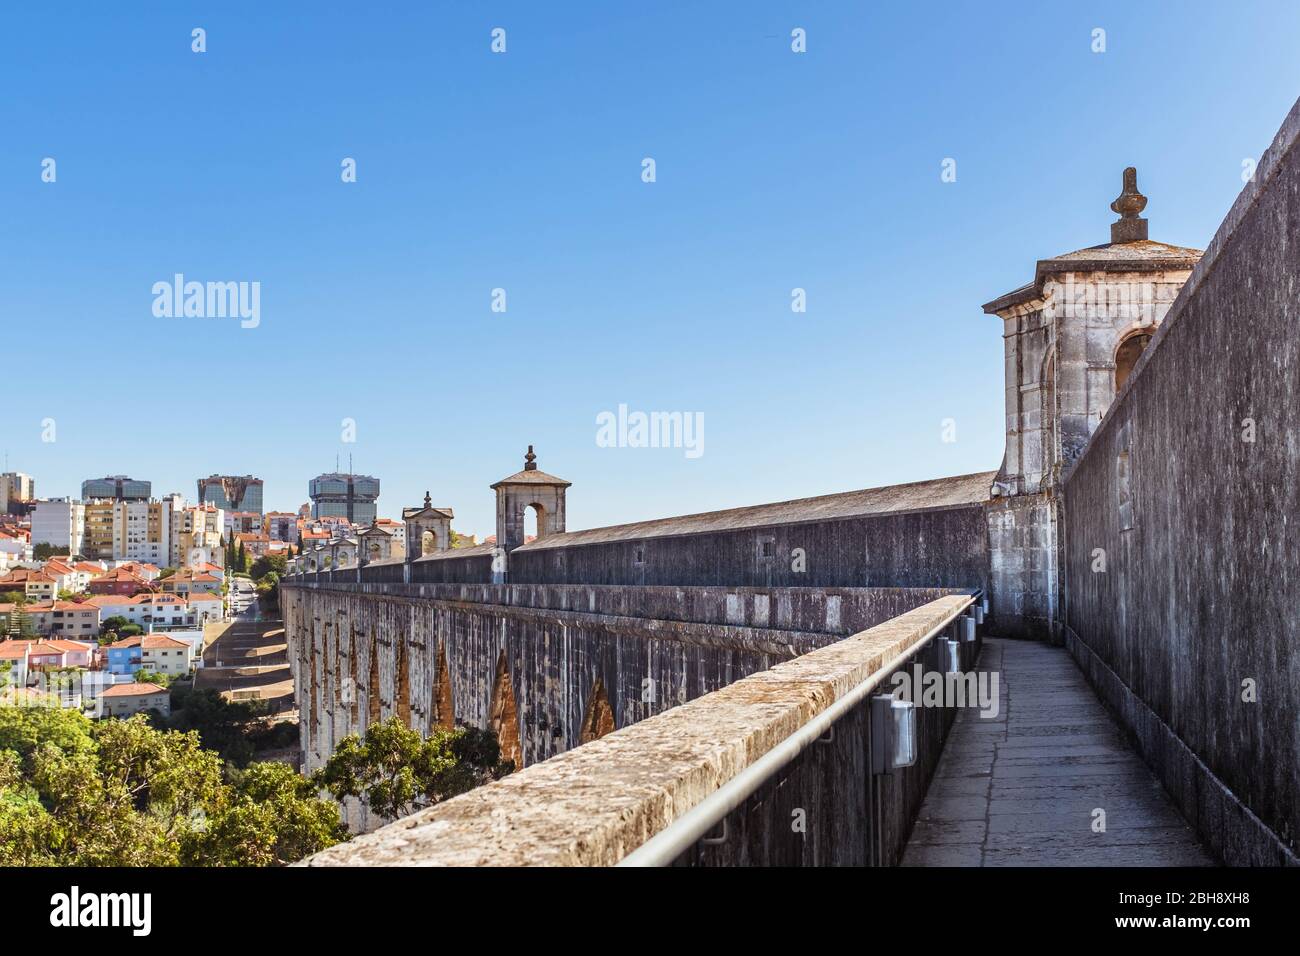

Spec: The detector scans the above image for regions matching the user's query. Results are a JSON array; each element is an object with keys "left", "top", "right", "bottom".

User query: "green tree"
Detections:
[
  {"left": 99, "top": 615, "right": 130, "bottom": 642},
  {"left": 25, "top": 716, "right": 225, "bottom": 866},
  {"left": 165, "top": 686, "right": 265, "bottom": 767},
  {"left": 249, "top": 553, "right": 286, "bottom": 581},
  {"left": 0, "top": 706, "right": 96, "bottom": 768},
  {"left": 0, "top": 750, "right": 55, "bottom": 866},
  {"left": 0, "top": 716, "right": 343, "bottom": 867},
  {"left": 0, "top": 590, "right": 25, "bottom": 605},
  {"left": 185, "top": 762, "right": 346, "bottom": 866},
  {"left": 134, "top": 669, "right": 172, "bottom": 690},
  {"left": 313, "top": 717, "right": 513, "bottom": 820},
  {"left": 32, "top": 543, "right": 70, "bottom": 561}
]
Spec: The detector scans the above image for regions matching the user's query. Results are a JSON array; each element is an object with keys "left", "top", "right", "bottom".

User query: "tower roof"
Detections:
[
  {"left": 490, "top": 446, "right": 571, "bottom": 490},
  {"left": 982, "top": 167, "right": 1202, "bottom": 315}
]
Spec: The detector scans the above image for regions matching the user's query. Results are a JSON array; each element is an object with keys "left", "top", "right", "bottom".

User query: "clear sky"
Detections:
[{"left": 4, "top": 2, "right": 1299, "bottom": 539}]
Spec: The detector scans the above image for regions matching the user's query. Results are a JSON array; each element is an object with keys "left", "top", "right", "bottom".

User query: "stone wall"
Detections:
[
  {"left": 1061, "top": 98, "right": 1300, "bottom": 864},
  {"left": 321, "top": 581, "right": 957, "bottom": 636},
  {"left": 283, "top": 581, "right": 957, "bottom": 830},
  {"left": 300, "top": 594, "right": 982, "bottom": 865},
  {"left": 508, "top": 504, "right": 989, "bottom": 593}
]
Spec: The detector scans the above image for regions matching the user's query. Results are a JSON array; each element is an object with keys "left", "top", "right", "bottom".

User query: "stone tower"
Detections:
[
  {"left": 491, "top": 446, "right": 570, "bottom": 552},
  {"left": 981, "top": 168, "right": 1201, "bottom": 637},
  {"left": 402, "top": 492, "right": 454, "bottom": 560}
]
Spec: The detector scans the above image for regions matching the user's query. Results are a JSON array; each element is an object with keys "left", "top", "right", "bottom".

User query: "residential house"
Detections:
[
  {"left": 104, "top": 639, "right": 142, "bottom": 676},
  {"left": 234, "top": 532, "right": 270, "bottom": 560},
  {"left": 87, "top": 568, "right": 156, "bottom": 596},
  {"left": 115, "top": 634, "right": 193, "bottom": 677},
  {"left": 0, "top": 641, "right": 28, "bottom": 687},
  {"left": 40, "top": 638, "right": 99, "bottom": 668},
  {"left": 116, "top": 561, "right": 161, "bottom": 582},
  {"left": 43, "top": 559, "right": 90, "bottom": 594},
  {"left": 0, "top": 568, "right": 58, "bottom": 602},
  {"left": 0, "top": 528, "right": 31, "bottom": 560},
  {"left": 186, "top": 591, "right": 223, "bottom": 624},
  {"left": 19, "top": 601, "right": 102, "bottom": 639},
  {"left": 160, "top": 569, "right": 222, "bottom": 597},
  {"left": 100, "top": 682, "right": 170, "bottom": 718}
]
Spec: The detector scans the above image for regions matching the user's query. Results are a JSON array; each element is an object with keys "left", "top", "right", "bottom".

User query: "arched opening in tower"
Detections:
[{"left": 1115, "top": 330, "right": 1153, "bottom": 393}]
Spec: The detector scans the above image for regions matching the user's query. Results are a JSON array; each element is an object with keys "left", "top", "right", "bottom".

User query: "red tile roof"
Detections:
[
  {"left": 102, "top": 682, "right": 167, "bottom": 698},
  {"left": 116, "top": 634, "right": 190, "bottom": 650}
]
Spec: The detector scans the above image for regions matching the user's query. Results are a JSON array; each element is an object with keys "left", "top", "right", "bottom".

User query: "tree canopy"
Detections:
[
  {"left": 313, "top": 717, "right": 513, "bottom": 820},
  {"left": 0, "top": 714, "right": 344, "bottom": 866}
]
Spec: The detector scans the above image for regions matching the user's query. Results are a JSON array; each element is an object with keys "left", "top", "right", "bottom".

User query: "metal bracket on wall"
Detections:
[{"left": 700, "top": 818, "right": 729, "bottom": 845}]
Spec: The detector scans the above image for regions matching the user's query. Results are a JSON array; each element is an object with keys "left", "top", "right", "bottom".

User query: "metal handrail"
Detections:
[{"left": 617, "top": 591, "right": 978, "bottom": 867}]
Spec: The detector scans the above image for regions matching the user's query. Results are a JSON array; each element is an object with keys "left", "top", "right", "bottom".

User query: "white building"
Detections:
[{"left": 30, "top": 499, "right": 85, "bottom": 553}]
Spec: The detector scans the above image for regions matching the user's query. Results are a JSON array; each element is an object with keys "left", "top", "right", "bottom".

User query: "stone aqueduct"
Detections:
[{"left": 285, "top": 97, "right": 1300, "bottom": 865}]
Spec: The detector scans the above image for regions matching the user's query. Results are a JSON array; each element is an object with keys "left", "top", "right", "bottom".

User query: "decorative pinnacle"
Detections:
[
  {"left": 524, "top": 445, "right": 537, "bottom": 471},
  {"left": 423, "top": 490, "right": 431, "bottom": 509},
  {"left": 1109, "top": 167, "right": 1148, "bottom": 243}
]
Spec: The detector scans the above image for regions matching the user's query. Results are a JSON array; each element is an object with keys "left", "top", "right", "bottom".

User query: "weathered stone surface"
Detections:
[
  {"left": 301, "top": 595, "right": 971, "bottom": 865},
  {"left": 900, "top": 639, "right": 1212, "bottom": 867},
  {"left": 1061, "top": 94, "right": 1300, "bottom": 865}
]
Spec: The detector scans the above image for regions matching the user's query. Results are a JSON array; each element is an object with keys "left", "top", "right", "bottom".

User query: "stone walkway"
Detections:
[{"left": 901, "top": 638, "right": 1213, "bottom": 866}]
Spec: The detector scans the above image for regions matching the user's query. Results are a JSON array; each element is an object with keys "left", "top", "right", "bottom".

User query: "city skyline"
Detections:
[{"left": 6, "top": 3, "right": 1300, "bottom": 539}]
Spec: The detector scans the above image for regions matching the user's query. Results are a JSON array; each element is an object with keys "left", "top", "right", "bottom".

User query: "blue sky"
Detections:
[{"left": 4, "top": 2, "right": 1299, "bottom": 538}]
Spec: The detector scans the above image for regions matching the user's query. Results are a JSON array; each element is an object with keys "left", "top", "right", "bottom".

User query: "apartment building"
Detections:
[
  {"left": 29, "top": 498, "right": 85, "bottom": 552},
  {"left": 0, "top": 472, "right": 36, "bottom": 515},
  {"left": 175, "top": 504, "right": 225, "bottom": 569},
  {"left": 82, "top": 501, "right": 119, "bottom": 559},
  {"left": 264, "top": 511, "right": 299, "bottom": 544}
]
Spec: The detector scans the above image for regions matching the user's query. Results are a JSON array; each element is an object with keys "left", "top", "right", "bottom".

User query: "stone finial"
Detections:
[
  {"left": 524, "top": 445, "right": 537, "bottom": 471},
  {"left": 1109, "top": 167, "right": 1149, "bottom": 243},
  {"left": 423, "top": 490, "right": 432, "bottom": 509}
]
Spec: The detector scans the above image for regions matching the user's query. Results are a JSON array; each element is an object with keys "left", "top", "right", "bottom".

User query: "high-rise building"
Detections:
[
  {"left": 82, "top": 501, "right": 119, "bottom": 559},
  {"left": 78, "top": 496, "right": 185, "bottom": 564},
  {"left": 308, "top": 473, "right": 380, "bottom": 527},
  {"left": 82, "top": 475, "right": 151, "bottom": 501},
  {"left": 175, "top": 504, "right": 225, "bottom": 569},
  {"left": 1, "top": 472, "right": 36, "bottom": 515},
  {"left": 197, "top": 474, "right": 264, "bottom": 514}
]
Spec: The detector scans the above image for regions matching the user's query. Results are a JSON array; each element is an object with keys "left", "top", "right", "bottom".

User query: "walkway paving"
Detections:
[{"left": 901, "top": 638, "right": 1213, "bottom": 866}]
